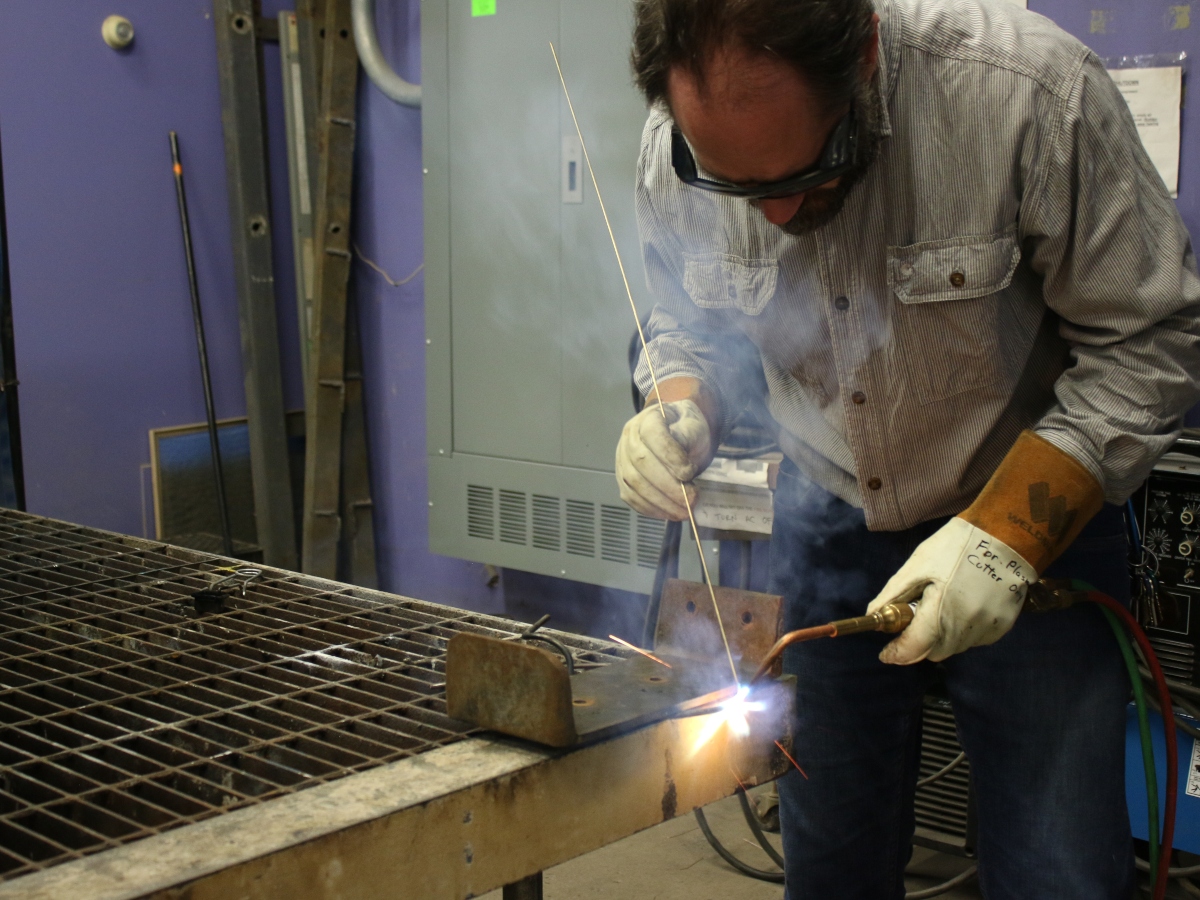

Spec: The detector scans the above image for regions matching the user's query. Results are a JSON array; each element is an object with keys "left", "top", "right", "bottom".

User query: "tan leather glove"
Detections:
[{"left": 868, "top": 431, "right": 1104, "bottom": 665}]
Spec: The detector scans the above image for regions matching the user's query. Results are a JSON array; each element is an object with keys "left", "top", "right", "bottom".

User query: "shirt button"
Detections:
[
  {"left": 834, "top": 296, "right": 850, "bottom": 311},
  {"left": 899, "top": 262, "right": 914, "bottom": 279},
  {"left": 867, "top": 477, "right": 882, "bottom": 491},
  {"left": 949, "top": 271, "right": 966, "bottom": 288},
  {"left": 727, "top": 284, "right": 737, "bottom": 300},
  {"left": 852, "top": 391, "right": 866, "bottom": 405}
]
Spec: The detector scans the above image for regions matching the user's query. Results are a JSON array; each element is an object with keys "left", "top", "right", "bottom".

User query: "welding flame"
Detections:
[{"left": 690, "top": 686, "right": 766, "bottom": 756}]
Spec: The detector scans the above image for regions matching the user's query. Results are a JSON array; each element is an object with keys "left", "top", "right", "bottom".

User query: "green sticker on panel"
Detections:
[{"left": 472, "top": 0, "right": 496, "bottom": 16}]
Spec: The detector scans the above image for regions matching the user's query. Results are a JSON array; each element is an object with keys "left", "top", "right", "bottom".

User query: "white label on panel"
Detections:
[
  {"left": 1187, "top": 738, "right": 1200, "bottom": 798},
  {"left": 1108, "top": 66, "right": 1183, "bottom": 197},
  {"left": 562, "top": 134, "right": 584, "bottom": 204},
  {"left": 693, "top": 485, "right": 774, "bottom": 535}
]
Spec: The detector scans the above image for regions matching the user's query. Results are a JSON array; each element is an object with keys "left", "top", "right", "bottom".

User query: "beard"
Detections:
[{"left": 773, "top": 75, "right": 885, "bottom": 236}]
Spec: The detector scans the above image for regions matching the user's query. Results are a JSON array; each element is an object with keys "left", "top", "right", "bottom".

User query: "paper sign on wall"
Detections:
[
  {"left": 1108, "top": 66, "right": 1183, "bottom": 197},
  {"left": 471, "top": 0, "right": 496, "bottom": 17}
]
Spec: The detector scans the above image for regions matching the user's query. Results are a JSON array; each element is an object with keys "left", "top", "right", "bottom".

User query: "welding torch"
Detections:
[{"left": 748, "top": 579, "right": 1086, "bottom": 686}]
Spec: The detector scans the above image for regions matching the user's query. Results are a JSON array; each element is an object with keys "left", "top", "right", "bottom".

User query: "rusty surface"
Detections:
[
  {"left": 1, "top": 704, "right": 793, "bottom": 900},
  {"left": 654, "top": 578, "right": 783, "bottom": 680},
  {"left": 445, "top": 634, "right": 756, "bottom": 748},
  {"left": 0, "top": 510, "right": 622, "bottom": 881},
  {"left": 445, "top": 634, "right": 576, "bottom": 747}
]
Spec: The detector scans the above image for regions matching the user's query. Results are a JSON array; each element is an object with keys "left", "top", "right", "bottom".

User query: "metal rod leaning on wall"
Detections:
[
  {"left": 212, "top": 0, "right": 299, "bottom": 569},
  {"left": 302, "top": 0, "right": 368, "bottom": 579},
  {"left": 170, "top": 131, "right": 235, "bottom": 558},
  {"left": 0, "top": 127, "right": 24, "bottom": 511},
  {"left": 279, "top": 11, "right": 317, "bottom": 402}
]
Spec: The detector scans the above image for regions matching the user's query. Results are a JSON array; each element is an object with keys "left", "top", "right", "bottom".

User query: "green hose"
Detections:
[{"left": 1099, "top": 603, "right": 1159, "bottom": 883}]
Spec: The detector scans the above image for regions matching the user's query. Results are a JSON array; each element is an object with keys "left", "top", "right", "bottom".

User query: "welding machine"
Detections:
[{"left": 1129, "top": 430, "right": 1200, "bottom": 853}]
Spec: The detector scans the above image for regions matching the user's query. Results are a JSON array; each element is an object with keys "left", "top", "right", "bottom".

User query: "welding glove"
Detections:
[
  {"left": 615, "top": 399, "right": 713, "bottom": 520},
  {"left": 867, "top": 431, "right": 1104, "bottom": 665}
]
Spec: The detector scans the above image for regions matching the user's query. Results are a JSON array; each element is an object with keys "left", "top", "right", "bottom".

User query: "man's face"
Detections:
[{"left": 666, "top": 37, "right": 881, "bottom": 235}]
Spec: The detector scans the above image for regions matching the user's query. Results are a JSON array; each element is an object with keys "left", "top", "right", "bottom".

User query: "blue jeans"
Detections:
[{"left": 770, "top": 461, "right": 1134, "bottom": 899}]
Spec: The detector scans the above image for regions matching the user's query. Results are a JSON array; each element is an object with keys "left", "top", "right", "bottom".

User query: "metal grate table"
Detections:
[
  {"left": 0, "top": 511, "right": 781, "bottom": 900},
  {"left": 0, "top": 510, "right": 620, "bottom": 880}
]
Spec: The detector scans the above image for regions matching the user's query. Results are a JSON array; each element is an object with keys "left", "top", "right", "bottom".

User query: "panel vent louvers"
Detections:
[
  {"left": 1150, "top": 637, "right": 1195, "bottom": 684},
  {"left": 914, "top": 699, "right": 972, "bottom": 853},
  {"left": 532, "top": 495, "right": 562, "bottom": 552},
  {"left": 600, "top": 505, "right": 632, "bottom": 564},
  {"left": 565, "top": 500, "right": 596, "bottom": 557},
  {"left": 636, "top": 516, "right": 666, "bottom": 568},
  {"left": 467, "top": 485, "right": 495, "bottom": 540},
  {"left": 499, "top": 489, "right": 528, "bottom": 545}
]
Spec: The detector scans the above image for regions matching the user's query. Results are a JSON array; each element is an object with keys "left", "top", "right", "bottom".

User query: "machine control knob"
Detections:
[
  {"left": 1180, "top": 541, "right": 1194, "bottom": 558},
  {"left": 1186, "top": 568, "right": 1196, "bottom": 584},
  {"left": 1183, "top": 508, "right": 1196, "bottom": 526}
]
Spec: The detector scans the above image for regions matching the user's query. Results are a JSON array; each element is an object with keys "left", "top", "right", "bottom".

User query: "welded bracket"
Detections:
[
  {"left": 446, "top": 632, "right": 792, "bottom": 761},
  {"left": 447, "top": 578, "right": 788, "bottom": 750}
]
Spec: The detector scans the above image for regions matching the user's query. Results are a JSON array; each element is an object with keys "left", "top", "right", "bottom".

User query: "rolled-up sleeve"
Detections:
[
  {"left": 633, "top": 121, "right": 764, "bottom": 437},
  {"left": 1024, "top": 53, "right": 1200, "bottom": 502}
]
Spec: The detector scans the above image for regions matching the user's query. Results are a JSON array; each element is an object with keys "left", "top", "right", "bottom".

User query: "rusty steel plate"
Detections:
[
  {"left": 445, "top": 632, "right": 792, "bottom": 751},
  {"left": 654, "top": 579, "right": 784, "bottom": 681}
]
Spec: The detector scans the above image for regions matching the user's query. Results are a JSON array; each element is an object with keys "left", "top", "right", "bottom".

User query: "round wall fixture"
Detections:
[{"left": 102, "top": 15, "right": 135, "bottom": 50}]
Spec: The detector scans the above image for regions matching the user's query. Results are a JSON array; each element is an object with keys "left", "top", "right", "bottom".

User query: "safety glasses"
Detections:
[{"left": 670, "top": 105, "right": 859, "bottom": 201}]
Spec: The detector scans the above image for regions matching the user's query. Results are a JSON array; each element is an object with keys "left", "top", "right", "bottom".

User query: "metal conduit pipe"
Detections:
[{"left": 351, "top": 0, "right": 421, "bottom": 108}]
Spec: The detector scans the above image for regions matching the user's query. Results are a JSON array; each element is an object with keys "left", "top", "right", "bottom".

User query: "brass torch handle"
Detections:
[
  {"left": 828, "top": 599, "right": 918, "bottom": 636},
  {"left": 750, "top": 580, "right": 1085, "bottom": 687}
]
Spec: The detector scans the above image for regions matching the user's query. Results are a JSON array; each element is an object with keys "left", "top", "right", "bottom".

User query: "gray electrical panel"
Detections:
[{"left": 422, "top": 0, "right": 665, "bottom": 592}]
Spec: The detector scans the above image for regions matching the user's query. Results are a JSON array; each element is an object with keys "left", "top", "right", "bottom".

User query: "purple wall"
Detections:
[
  {"left": 0, "top": 0, "right": 1196, "bottom": 623},
  {"left": 0, "top": 2, "right": 306, "bottom": 532},
  {"left": 353, "top": 0, "right": 502, "bottom": 611},
  {"left": 0, "top": 0, "right": 497, "bottom": 612},
  {"left": 1032, "top": 0, "right": 1199, "bottom": 238}
]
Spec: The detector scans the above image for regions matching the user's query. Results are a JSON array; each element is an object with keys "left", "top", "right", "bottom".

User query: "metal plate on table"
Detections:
[{"left": 446, "top": 632, "right": 792, "bottom": 749}]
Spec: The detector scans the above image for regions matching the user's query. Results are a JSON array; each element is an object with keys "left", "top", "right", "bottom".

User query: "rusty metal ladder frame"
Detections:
[
  {"left": 212, "top": 0, "right": 298, "bottom": 570},
  {"left": 293, "top": 0, "right": 378, "bottom": 586}
]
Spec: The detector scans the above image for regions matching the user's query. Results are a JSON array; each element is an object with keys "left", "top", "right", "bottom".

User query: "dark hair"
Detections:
[{"left": 631, "top": 0, "right": 876, "bottom": 112}]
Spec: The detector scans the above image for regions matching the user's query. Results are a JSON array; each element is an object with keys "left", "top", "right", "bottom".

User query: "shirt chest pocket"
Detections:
[
  {"left": 683, "top": 253, "right": 779, "bottom": 316},
  {"left": 889, "top": 227, "right": 1022, "bottom": 405}
]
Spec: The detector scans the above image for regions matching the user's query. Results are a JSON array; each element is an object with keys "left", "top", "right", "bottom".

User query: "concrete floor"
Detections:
[{"left": 482, "top": 788, "right": 984, "bottom": 899}]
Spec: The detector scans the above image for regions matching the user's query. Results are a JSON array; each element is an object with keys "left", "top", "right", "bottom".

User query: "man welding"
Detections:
[{"left": 614, "top": 0, "right": 1200, "bottom": 896}]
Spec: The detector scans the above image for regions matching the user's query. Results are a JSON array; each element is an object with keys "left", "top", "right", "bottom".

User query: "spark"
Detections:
[
  {"left": 775, "top": 741, "right": 808, "bottom": 780},
  {"left": 690, "top": 686, "right": 767, "bottom": 755},
  {"left": 608, "top": 634, "right": 673, "bottom": 668},
  {"left": 730, "top": 766, "right": 747, "bottom": 792}
]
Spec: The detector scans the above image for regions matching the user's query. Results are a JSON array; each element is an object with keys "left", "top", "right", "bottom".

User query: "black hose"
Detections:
[
  {"left": 693, "top": 807, "right": 785, "bottom": 883},
  {"left": 737, "top": 788, "right": 785, "bottom": 868},
  {"left": 698, "top": 793, "right": 981, "bottom": 899}
]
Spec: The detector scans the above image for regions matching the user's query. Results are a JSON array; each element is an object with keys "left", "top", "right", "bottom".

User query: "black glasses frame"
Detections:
[{"left": 670, "top": 105, "right": 860, "bottom": 201}]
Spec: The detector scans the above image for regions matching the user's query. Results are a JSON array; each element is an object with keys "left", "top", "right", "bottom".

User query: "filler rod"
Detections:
[{"left": 550, "top": 43, "right": 737, "bottom": 684}]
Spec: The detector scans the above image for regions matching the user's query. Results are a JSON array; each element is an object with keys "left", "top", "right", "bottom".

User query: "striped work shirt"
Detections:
[{"left": 633, "top": 0, "right": 1200, "bottom": 531}]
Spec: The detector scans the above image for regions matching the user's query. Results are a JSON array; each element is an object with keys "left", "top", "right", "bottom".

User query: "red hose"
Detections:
[{"left": 1087, "top": 591, "right": 1176, "bottom": 900}]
